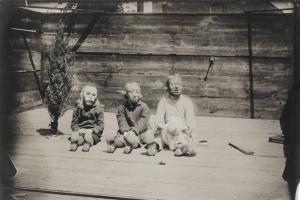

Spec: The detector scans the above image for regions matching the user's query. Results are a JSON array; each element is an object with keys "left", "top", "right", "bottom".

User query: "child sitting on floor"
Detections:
[
  {"left": 147, "top": 74, "right": 196, "bottom": 156},
  {"left": 106, "top": 82, "right": 157, "bottom": 155},
  {"left": 70, "top": 85, "right": 104, "bottom": 152}
]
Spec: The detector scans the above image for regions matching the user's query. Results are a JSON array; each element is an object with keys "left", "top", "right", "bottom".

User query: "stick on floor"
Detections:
[{"left": 228, "top": 142, "right": 254, "bottom": 155}]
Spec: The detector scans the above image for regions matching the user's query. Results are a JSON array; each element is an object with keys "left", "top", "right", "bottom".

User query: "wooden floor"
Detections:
[{"left": 7, "top": 108, "right": 289, "bottom": 200}]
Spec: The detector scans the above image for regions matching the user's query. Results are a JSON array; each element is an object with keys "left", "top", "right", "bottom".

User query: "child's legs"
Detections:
[
  {"left": 84, "top": 132, "right": 94, "bottom": 146},
  {"left": 161, "top": 129, "right": 173, "bottom": 150},
  {"left": 71, "top": 132, "right": 84, "bottom": 146},
  {"left": 78, "top": 135, "right": 85, "bottom": 146},
  {"left": 140, "top": 129, "right": 162, "bottom": 152},
  {"left": 125, "top": 132, "right": 140, "bottom": 149},
  {"left": 139, "top": 130, "right": 155, "bottom": 145},
  {"left": 71, "top": 132, "right": 79, "bottom": 143},
  {"left": 147, "top": 115, "right": 159, "bottom": 130},
  {"left": 146, "top": 116, "right": 164, "bottom": 151}
]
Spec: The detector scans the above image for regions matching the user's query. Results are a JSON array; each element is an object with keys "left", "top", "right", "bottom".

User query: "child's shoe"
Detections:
[
  {"left": 107, "top": 143, "right": 116, "bottom": 153},
  {"left": 147, "top": 143, "right": 157, "bottom": 156},
  {"left": 114, "top": 136, "right": 126, "bottom": 148},
  {"left": 106, "top": 138, "right": 117, "bottom": 153},
  {"left": 82, "top": 143, "right": 91, "bottom": 152},
  {"left": 70, "top": 143, "right": 78, "bottom": 151},
  {"left": 123, "top": 145, "right": 132, "bottom": 154}
]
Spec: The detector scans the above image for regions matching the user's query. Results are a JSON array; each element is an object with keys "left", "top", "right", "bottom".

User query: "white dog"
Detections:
[{"left": 160, "top": 116, "right": 196, "bottom": 156}]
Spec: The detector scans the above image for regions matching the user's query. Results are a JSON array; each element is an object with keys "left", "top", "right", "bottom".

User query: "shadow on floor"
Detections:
[{"left": 36, "top": 128, "right": 65, "bottom": 137}]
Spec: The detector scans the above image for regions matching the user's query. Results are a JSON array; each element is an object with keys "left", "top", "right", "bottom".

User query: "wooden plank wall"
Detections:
[
  {"left": 7, "top": 10, "right": 43, "bottom": 112},
  {"left": 39, "top": 12, "right": 293, "bottom": 119},
  {"left": 1, "top": 0, "right": 284, "bottom": 13},
  {"left": 7, "top": 4, "right": 292, "bottom": 118}
]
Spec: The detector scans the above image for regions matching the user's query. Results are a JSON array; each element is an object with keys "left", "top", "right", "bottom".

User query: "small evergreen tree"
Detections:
[{"left": 45, "top": 21, "right": 74, "bottom": 136}]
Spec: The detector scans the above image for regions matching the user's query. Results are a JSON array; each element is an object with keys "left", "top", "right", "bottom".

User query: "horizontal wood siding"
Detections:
[
  {"left": 8, "top": 12, "right": 43, "bottom": 112},
  {"left": 40, "top": 13, "right": 293, "bottom": 118}
]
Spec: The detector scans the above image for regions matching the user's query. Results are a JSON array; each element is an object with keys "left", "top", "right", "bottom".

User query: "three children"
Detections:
[{"left": 69, "top": 75, "right": 196, "bottom": 156}]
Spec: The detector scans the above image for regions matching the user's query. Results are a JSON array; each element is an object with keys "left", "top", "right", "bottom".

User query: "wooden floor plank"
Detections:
[
  {"left": 11, "top": 190, "right": 110, "bottom": 200},
  {"left": 6, "top": 108, "right": 289, "bottom": 200}
]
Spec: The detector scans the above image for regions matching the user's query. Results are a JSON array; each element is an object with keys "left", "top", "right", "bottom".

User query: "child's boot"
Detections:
[
  {"left": 123, "top": 132, "right": 140, "bottom": 154},
  {"left": 82, "top": 133, "right": 93, "bottom": 152},
  {"left": 70, "top": 132, "right": 80, "bottom": 151},
  {"left": 107, "top": 144, "right": 116, "bottom": 153},
  {"left": 114, "top": 135, "right": 126, "bottom": 148},
  {"left": 123, "top": 145, "right": 132, "bottom": 154},
  {"left": 82, "top": 143, "right": 91, "bottom": 152},
  {"left": 106, "top": 138, "right": 116, "bottom": 153},
  {"left": 147, "top": 142, "right": 158, "bottom": 156},
  {"left": 70, "top": 142, "right": 78, "bottom": 151}
]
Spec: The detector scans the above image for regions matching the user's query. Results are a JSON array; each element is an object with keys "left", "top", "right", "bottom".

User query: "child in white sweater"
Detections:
[{"left": 147, "top": 75, "right": 196, "bottom": 156}]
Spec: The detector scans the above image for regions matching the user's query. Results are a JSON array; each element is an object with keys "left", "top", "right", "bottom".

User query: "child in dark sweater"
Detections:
[
  {"left": 106, "top": 82, "right": 157, "bottom": 155},
  {"left": 70, "top": 85, "right": 104, "bottom": 152}
]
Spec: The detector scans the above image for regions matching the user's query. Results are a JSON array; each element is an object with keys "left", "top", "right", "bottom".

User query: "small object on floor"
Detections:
[
  {"left": 228, "top": 142, "right": 254, "bottom": 155},
  {"left": 268, "top": 134, "right": 284, "bottom": 144},
  {"left": 199, "top": 140, "right": 208, "bottom": 143},
  {"left": 159, "top": 161, "right": 166, "bottom": 165}
]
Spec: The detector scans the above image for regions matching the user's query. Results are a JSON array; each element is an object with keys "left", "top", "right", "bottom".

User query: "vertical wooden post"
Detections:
[
  {"left": 294, "top": 1, "right": 300, "bottom": 89},
  {"left": 137, "top": 1, "right": 144, "bottom": 13},
  {"left": 247, "top": 14, "right": 255, "bottom": 119}
]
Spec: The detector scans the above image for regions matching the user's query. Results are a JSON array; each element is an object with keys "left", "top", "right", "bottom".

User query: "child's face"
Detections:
[
  {"left": 168, "top": 78, "right": 183, "bottom": 97},
  {"left": 83, "top": 86, "right": 97, "bottom": 106},
  {"left": 127, "top": 86, "right": 141, "bottom": 104}
]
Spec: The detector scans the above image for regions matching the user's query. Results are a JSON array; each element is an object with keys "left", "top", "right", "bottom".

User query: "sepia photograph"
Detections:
[{"left": 0, "top": 0, "right": 299, "bottom": 199}]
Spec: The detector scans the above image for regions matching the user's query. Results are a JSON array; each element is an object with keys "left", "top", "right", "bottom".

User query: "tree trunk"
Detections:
[{"left": 50, "top": 117, "right": 58, "bottom": 136}]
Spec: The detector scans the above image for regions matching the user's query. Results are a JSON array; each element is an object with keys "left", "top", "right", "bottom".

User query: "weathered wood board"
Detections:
[
  {"left": 7, "top": 108, "right": 289, "bottom": 200},
  {"left": 7, "top": 9, "right": 293, "bottom": 118},
  {"left": 38, "top": 13, "right": 292, "bottom": 119}
]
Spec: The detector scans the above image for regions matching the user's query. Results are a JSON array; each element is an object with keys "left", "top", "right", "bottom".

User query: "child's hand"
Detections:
[
  {"left": 124, "top": 130, "right": 135, "bottom": 139},
  {"left": 78, "top": 129, "right": 85, "bottom": 136},
  {"left": 85, "top": 129, "right": 93, "bottom": 135},
  {"left": 127, "top": 130, "right": 136, "bottom": 136},
  {"left": 123, "top": 131, "right": 129, "bottom": 138}
]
